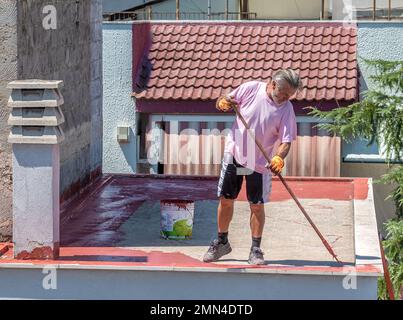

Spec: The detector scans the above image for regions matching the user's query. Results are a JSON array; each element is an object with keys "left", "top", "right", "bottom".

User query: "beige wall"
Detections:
[
  {"left": 341, "top": 162, "right": 398, "bottom": 235},
  {"left": 249, "top": 0, "right": 328, "bottom": 20}
]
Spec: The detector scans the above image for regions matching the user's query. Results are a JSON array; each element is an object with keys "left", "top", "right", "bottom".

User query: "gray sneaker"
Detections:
[
  {"left": 203, "top": 239, "right": 232, "bottom": 262},
  {"left": 248, "top": 247, "right": 265, "bottom": 265}
]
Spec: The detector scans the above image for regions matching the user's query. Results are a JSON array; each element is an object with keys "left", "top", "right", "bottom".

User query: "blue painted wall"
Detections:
[
  {"left": 357, "top": 22, "right": 403, "bottom": 91},
  {"left": 102, "top": 23, "right": 137, "bottom": 174}
]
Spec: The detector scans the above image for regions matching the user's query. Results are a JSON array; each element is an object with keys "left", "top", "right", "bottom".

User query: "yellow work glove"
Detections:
[
  {"left": 266, "top": 155, "right": 284, "bottom": 175},
  {"left": 216, "top": 96, "right": 237, "bottom": 112}
]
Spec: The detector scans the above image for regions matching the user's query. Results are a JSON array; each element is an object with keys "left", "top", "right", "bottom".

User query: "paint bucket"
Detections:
[{"left": 160, "top": 200, "right": 194, "bottom": 240}]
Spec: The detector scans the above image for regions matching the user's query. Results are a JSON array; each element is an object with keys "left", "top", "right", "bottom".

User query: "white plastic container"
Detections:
[{"left": 160, "top": 200, "right": 194, "bottom": 240}]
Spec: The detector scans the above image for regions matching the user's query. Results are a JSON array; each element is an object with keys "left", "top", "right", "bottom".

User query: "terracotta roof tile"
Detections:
[{"left": 133, "top": 22, "right": 358, "bottom": 102}]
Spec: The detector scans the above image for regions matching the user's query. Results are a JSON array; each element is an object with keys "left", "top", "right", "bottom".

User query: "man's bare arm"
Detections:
[{"left": 275, "top": 142, "right": 291, "bottom": 159}]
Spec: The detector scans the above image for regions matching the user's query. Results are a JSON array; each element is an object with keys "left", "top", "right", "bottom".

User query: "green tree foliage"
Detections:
[
  {"left": 306, "top": 59, "right": 403, "bottom": 299},
  {"left": 377, "top": 219, "right": 403, "bottom": 300},
  {"left": 376, "top": 166, "right": 403, "bottom": 219}
]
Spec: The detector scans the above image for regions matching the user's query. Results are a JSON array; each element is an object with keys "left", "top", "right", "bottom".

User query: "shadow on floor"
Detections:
[
  {"left": 218, "top": 258, "right": 353, "bottom": 267},
  {"left": 115, "top": 200, "right": 219, "bottom": 247},
  {"left": 60, "top": 255, "right": 148, "bottom": 263},
  {"left": 263, "top": 259, "right": 354, "bottom": 267}
]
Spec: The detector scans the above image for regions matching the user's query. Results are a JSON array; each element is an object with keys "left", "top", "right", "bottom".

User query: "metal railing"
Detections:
[
  {"left": 342, "top": 0, "right": 403, "bottom": 21},
  {"left": 103, "top": 11, "right": 258, "bottom": 21},
  {"left": 354, "top": 6, "right": 403, "bottom": 21},
  {"left": 103, "top": 1, "right": 403, "bottom": 22}
]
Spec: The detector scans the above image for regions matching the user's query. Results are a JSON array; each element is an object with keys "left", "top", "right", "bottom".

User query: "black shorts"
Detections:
[{"left": 217, "top": 153, "right": 272, "bottom": 204}]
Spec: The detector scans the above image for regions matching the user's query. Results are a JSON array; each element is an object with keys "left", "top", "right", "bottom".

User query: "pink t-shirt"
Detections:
[{"left": 224, "top": 81, "right": 297, "bottom": 174}]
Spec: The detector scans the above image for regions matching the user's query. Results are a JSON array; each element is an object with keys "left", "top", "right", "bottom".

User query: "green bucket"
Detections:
[{"left": 160, "top": 200, "right": 194, "bottom": 240}]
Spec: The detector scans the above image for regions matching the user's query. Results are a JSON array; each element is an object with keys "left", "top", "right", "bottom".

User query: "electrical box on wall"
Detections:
[{"left": 117, "top": 126, "right": 129, "bottom": 143}]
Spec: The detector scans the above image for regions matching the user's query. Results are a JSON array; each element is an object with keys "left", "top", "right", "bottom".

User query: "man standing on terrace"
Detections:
[{"left": 203, "top": 69, "right": 303, "bottom": 265}]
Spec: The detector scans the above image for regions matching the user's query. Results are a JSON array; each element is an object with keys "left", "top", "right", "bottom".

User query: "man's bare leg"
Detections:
[
  {"left": 248, "top": 203, "right": 266, "bottom": 265},
  {"left": 249, "top": 203, "right": 265, "bottom": 238},
  {"left": 202, "top": 197, "right": 234, "bottom": 262},
  {"left": 217, "top": 197, "right": 235, "bottom": 233}
]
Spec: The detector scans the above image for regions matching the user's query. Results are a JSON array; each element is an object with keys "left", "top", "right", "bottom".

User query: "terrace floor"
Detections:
[{"left": 0, "top": 174, "right": 382, "bottom": 276}]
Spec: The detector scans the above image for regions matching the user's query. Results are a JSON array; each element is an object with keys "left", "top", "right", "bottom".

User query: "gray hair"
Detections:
[{"left": 272, "top": 69, "right": 303, "bottom": 90}]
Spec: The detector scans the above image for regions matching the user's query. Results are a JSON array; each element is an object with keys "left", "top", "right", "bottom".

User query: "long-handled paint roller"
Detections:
[{"left": 230, "top": 103, "right": 343, "bottom": 264}]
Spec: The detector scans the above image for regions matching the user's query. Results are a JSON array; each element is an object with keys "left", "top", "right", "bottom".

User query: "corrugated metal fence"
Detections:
[{"left": 144, "top": 115, "right": 340, "bottom": 177}]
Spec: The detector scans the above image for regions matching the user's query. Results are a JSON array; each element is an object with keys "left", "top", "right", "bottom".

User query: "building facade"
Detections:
[{"left": 102, "top": 20, "right": 403, "bottom": 233}]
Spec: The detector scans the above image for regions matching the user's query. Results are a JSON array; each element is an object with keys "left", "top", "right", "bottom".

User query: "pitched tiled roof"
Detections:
[{"left": 133, "top": 22, "right": 358, "bottom": 102}]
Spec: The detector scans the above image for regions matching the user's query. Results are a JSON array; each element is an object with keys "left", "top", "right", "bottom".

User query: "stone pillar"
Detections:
[{"left": 7, "top": 80, "right": 64, "bottom": 260}]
